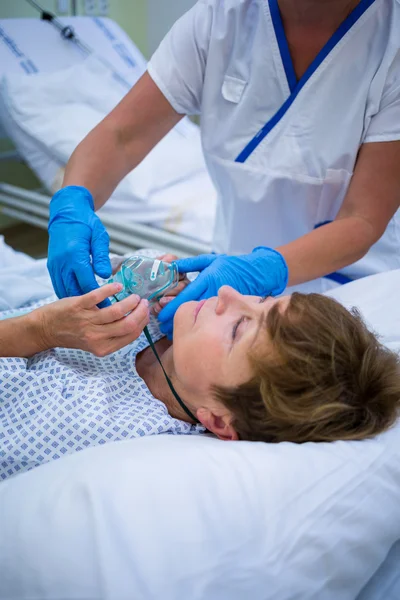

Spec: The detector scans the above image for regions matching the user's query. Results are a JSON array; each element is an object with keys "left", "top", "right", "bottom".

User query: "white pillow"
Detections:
[
  {"left": 357, "top": 540, "right": 400, "bottom": 600},
  {"left": 0, "top": 270, "right": 399, "bottom": 600},
  {"left": 0, "top": 235, "right": 53, "bottom": 310},
  {"left": 326, "top": 268, "right": 400, "bottom": 353}
]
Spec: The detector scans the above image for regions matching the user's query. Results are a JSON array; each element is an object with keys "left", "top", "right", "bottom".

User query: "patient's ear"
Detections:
[{"left": 197, "top": 408, "right": 239, "bottom": 441}]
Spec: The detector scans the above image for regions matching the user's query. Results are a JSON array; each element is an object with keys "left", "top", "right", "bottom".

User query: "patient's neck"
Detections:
[{"left": 136, "top": 340, "right": 194, "bottom": 423}]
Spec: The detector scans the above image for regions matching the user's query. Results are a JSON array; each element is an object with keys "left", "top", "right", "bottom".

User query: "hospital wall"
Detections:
[
  {"left": 0, "top": 1, "right": 148, "bottom": 54},
  {"left": 148, "top": 0, "right": 195, "bottom": 54},
  {"left": 0, "top": 0, "right": 196, "bottom": 63},
  {"left": 0, "top": 0, "right": 194, "bottom": 230}
]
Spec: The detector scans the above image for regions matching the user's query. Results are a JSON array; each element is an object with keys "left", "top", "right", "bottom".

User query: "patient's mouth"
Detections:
[{"left": 194, "top": 300, "right": 207, "bottom": 321}]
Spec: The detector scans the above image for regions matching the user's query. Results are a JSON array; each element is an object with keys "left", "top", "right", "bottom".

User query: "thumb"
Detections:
[
  {"left": 174, "top": 254, "right": 217, "bottom": 275},
  {"left": 91, "top": 222, "right": 112, "bottom": 279}
]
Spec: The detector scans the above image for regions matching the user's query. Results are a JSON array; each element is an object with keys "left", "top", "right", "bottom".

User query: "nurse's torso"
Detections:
[{"left": 200, "top": 0, "right": 400, "bottom": 286}]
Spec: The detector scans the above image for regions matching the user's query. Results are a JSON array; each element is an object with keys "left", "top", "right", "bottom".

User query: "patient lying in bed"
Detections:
[{"left": 1, "top": 283, "right": 399, "bottom": 481}]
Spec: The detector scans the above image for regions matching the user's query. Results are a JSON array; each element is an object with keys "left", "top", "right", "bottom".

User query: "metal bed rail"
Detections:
[
  {"left": 0, "top": 183, "right": 211, "bottom": 257},
  {"left": 0, "top": 150, "right": 23, "bottom": 163}
]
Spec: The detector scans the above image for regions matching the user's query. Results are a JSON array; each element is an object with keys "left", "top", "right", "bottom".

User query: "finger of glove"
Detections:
[
  {"left": 50, "top": 265, "right": 69, "bottom": 300},
  {"left": 92, "top": 222, "right": 112, "bottom": 279},
  {"left": 157, "top": 275, "right": 208, "bottom": 323},
  {"left": 47, "top": 239, "right": 69, "bottom": 299},
  {"left": 65, "top": 271, "right": 84, "bottom": 298},
  {"left": 74, "top": 264, "right": 109, "bottom": 307},
  {"left": 71, "top": 271, "right": 111, "bottom": 307},
  {"left": 159, "top": 318, "right": 174, "bottom": 339},
  {"left": 174, "top": 254, "right": 217, "bottom": 274},
  {"left": 97, "top": 296, "right": 112, "bottom": 309}
]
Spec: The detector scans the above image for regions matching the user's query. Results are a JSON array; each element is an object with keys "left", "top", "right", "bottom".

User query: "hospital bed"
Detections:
[
  {"left": 0, "top": 15, "right": 215, "bottom": 257},
  {"left": 0, "top": 240, "right": 400, "bottom": 599}
]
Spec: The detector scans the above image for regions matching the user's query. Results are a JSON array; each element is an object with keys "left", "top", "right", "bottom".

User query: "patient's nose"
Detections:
[{"left": 215, "top": 286, "right": 242, "bottom": 314}]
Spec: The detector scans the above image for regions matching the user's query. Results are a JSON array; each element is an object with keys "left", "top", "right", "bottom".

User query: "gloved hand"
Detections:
[
  {"left": 158, "top": 246, "right": 288, "bottom": 338},
  {"left": 47, "top": 186, "right": 112, "bottom": 307}
]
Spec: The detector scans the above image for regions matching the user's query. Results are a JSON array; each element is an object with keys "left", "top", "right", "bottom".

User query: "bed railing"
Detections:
[{"left": 0, "top": 182, "right": 210, "bottom": 257}]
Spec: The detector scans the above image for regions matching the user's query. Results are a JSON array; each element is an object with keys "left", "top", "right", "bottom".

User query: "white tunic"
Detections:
[
  {"left": 0, "top": 316, "right": 203, "bottom": 482},
  {"left": 148, "top": 0, "right": 400, "bottom": 292}
]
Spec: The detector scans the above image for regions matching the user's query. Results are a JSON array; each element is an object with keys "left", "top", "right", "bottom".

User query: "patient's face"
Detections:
[{"left": 172, "top": 286, "right": 291, "bottom": 398}]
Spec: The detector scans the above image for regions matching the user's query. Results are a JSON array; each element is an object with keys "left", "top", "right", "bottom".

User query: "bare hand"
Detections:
[
  {"left": 32, "top": 283, "right": 150, "bottom": 357},
  {"left": 151, "top": 253, "right": 190, "bottom": 316}
]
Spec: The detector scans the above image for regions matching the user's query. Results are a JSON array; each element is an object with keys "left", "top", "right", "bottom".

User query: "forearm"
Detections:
[
  {"left": 277, "top": 216, "right": 376, "bottom": 286},
  {"left": 0, "top": 312, "right": 48, "bottom": 358},
  {"left": 63, "top": 72, "right": 182, "bottom": 210},
  {"left": 62, "top": 122, "right": 130, "bottom": 210}
]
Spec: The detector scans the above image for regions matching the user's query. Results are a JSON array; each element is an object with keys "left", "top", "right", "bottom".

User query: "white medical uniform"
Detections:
[{"left": 148, "top": 0, "right": 400, "bottom": 293}]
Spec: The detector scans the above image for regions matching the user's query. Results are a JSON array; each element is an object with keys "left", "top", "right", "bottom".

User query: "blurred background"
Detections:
[{"left": 0, "top": 0, "right": 196, "bottom": 257}]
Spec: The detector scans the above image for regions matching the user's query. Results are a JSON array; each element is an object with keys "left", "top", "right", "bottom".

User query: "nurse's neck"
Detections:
[
  {"left": 278, "top": 0, "right": 361, "bottom": 79},
  {"left": 278, "top": 0, "right": 361, "bottom": 28}
]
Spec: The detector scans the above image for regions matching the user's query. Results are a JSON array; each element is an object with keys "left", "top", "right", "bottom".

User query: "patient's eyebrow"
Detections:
[
  {"left": 246, "top": 296, "right": 270, "bottom": 349},
  {"left": 250, "top": 295, "right": 287, "bottom": 349},
  {"left": 250, "top": 312, "right": 265, "bottom": 350},
  {"left": 239, "top": 297, "right": 270, "bottom": 352}
]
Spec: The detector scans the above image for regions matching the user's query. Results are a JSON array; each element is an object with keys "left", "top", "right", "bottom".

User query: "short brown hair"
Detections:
[{"left": 214, "top": 293, "right": 400, "bottom": 443}]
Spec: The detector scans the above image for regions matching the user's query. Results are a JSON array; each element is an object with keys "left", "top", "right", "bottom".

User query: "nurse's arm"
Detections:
[
  {"left": 62, "top": 72, "right": 183, "bottom": 210},
  {"left": 277, "top": 141, "right": 400, "bottom": 286}
]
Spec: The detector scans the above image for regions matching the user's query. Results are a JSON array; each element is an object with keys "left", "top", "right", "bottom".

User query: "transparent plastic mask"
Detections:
[{"left": 105, "top": 255, "right": 179, "bottom": 304}]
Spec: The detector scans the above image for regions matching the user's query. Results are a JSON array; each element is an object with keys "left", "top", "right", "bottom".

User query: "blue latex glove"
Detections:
[
  {"left": 47, "top": 186, "right": 112, "bottom": 306},
  {"left": 158, "top": 247, "right": 288, "bottom": 338}
]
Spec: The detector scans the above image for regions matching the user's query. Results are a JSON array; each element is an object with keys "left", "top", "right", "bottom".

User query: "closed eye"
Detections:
[
  {"left": 232, "top": 316, "right": 245, "bottom": 341},
  {"left": 232, "top": 297, "right": 268, "bottom": 342}
]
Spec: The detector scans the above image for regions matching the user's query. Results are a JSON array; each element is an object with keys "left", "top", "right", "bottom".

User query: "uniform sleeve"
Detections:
[
  {"left": 147, "top": 0, "right": 214, "bottom": 116},
  {"left": 364, "top": 53, "right": 400, "bottom": 143}
]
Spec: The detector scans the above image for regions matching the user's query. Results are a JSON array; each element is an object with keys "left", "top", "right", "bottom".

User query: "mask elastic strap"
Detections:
[{"left": 143, "top": 326, "right": 199, "bottom": 424}]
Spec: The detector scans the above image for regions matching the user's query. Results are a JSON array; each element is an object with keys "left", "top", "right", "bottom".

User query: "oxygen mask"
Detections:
[{"left": 106, "top": 255, "right": 179, "bottom": 304}]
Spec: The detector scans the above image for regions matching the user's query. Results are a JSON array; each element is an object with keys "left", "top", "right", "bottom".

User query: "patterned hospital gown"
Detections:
[{"left": 0, "top": 316, "right": 203, "bottom": 482}]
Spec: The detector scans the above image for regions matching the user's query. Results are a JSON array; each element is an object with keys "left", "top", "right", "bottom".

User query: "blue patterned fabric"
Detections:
[{"left": 0, "top": 315, "right": 203, "bottom": 481}]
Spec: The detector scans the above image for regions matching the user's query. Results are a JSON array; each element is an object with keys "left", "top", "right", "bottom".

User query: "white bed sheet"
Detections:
[
  {"left": 0, "top": 235, "right": 53, "bottom": 310},
  {"left": 0, "top": 17, "right": 217, "bottom": 245},
  {"left": 0, "top": 254, "right": 399, "bottom": 599}
]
